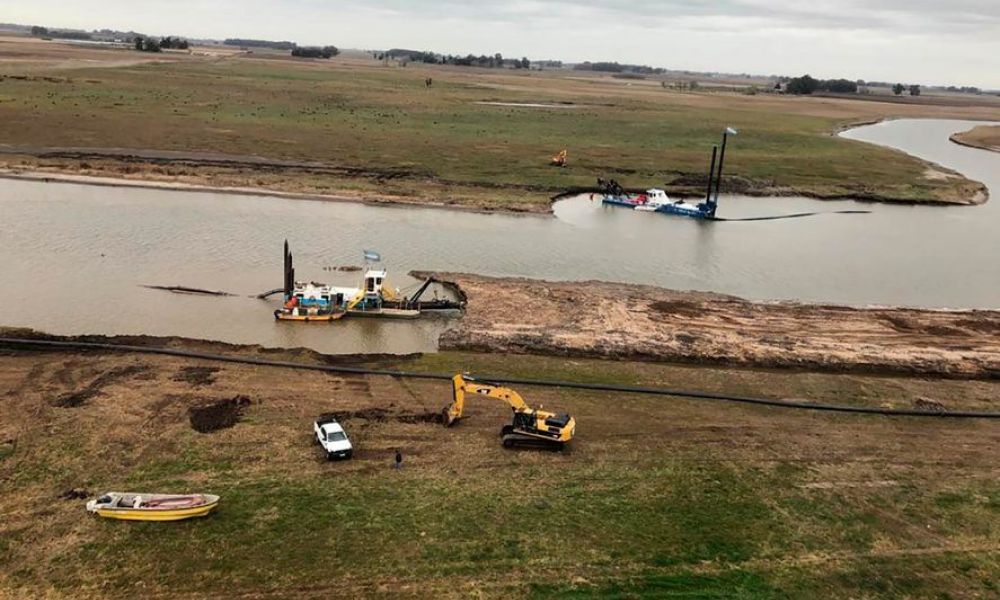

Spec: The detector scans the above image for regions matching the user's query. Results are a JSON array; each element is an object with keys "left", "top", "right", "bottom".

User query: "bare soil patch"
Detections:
[
  {"left": 51, "top": 364, "right": 150, "bottom": 407},
  {"left": 188, "top": 395, "right": 252, "bottom": 433},
  {"left": 172, "top": 366, "right": 220, "bottom": 387}
]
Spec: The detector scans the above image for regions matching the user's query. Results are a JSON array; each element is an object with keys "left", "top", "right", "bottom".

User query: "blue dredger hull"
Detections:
[
  {"left": 602, "top": 195, "right": 715, "bottom": 219},
  {"left": 654, "top": 203, "right": 714, "bottom": 219},
  {"left": 601, "top": 196, "right": 642, "bottom": 208}
]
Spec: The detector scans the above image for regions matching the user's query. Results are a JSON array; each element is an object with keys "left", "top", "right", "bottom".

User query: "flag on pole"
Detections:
[
  {"left": 726, "top": 127, "right": 738, "bottom": 135},
  {"left": 363, "top": 250, "right": 381, "bottom": 262}
]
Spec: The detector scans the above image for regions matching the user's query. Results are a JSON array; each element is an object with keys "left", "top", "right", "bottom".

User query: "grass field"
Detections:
[
  {"left": 0, "top": 37, "right": 997, "bottom": 210},
  {"left": 1, "top": 343, "right": 997, "bottom": 597}
]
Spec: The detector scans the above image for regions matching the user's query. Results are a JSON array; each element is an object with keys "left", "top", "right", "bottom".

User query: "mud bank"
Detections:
[
  {"left": 950, "top": 124, "right": 1000, "bottom": 154},
  {"left": 420, "top": 273, "right": 1000, "bottom": 379}
]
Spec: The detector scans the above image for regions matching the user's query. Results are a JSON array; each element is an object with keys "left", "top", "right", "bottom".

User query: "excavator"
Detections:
[
  {"left": 443, "top": 374, "right": 575, "bottom": 450},
  {"left": 550, "top": 149, "right": 567, "bottom": 167}
]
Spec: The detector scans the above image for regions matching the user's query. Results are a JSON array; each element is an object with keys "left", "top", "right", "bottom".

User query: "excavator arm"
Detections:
[
  {"left": 345, "top": 289, "right": 365, "bottom": 310},
  {"left": 444, "top": 374, "right": 528, "bottom": 426}
]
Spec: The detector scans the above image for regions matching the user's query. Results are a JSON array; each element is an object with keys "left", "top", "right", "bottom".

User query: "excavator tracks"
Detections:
[{"left": 500, "top": 426, "right": 565, "bottom": 451}]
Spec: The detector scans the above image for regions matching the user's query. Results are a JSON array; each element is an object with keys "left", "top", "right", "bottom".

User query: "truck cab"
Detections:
[{"left": 314, "top": 417, "right": 353, "bottom": 460}]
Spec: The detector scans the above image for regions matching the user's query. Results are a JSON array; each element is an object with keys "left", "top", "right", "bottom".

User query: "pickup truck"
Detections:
[{"left": 314, "top": 417, "right": 353, "bottom": 460}]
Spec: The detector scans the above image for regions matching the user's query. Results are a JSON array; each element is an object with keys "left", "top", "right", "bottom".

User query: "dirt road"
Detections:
[{"left": 423, "top": 272, "right": 1000, "bottom": 378}]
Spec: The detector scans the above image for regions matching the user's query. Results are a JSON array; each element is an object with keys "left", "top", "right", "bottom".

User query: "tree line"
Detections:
[
  {"left": 133, "top": 35, "right": 189, "bottom": 52},
  {"left": 224, "top": 38, "right": 296, "bottom": 50},
  {"left": 291, "top": 46, "right": 339, "bottom": 59},
  {"left": 30, "top": 26, "right": 92, "bottom": 40},
  {"left": 381, "top": 50, "right": 531, "bottom": 69},
  {"left": 783, "top": 74, "right": 921, "bottom": 96},
  {"left": 574, "top": 61, "right": 665, "bottom": 75}
]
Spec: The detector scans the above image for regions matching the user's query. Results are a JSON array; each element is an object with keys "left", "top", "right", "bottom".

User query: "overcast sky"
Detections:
[{"left": 5, "top": 0, "right": 1000, "bottom": 87}]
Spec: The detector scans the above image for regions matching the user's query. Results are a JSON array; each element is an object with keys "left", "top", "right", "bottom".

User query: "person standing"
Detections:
[{"left": 394, "top": 448, "right": 403, "bottom": 470}]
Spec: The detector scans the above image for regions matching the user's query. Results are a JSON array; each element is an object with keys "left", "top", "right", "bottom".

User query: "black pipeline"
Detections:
[{"left": 2, "top": 337, "right": 998, "bottom": 419}]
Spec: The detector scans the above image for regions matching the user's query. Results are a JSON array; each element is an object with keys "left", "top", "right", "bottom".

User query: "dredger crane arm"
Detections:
[{"left": 444, "top": 374, "right": 529, "bottom": 426}]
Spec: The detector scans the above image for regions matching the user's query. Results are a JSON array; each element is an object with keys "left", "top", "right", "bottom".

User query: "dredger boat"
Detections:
[
  {"left": 276, "top": 244, "right": 462, "bottom": 321},
  {"left": 274, "top": 281, "right": 347, "bottom": 322}
]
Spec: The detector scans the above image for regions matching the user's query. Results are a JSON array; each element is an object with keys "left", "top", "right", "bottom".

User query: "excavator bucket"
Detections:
[{"left": 442, "top": 405, "right": 460, "bottom": 427}]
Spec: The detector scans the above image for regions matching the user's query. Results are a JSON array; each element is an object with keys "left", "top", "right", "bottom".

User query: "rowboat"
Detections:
[{"left": 86, "top": 492, "right": 220, "bottom": 521}]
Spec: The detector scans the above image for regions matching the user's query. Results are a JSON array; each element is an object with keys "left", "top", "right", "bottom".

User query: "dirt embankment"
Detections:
[
  {"left": 419, "top": 273, "right": 1000, "bottom": 378},
  {"left": 950, "top": 125, "right": 1000, "bottom": 153},
  {"left": 0, "top": 147, "right": 560, "bottom": 214}
]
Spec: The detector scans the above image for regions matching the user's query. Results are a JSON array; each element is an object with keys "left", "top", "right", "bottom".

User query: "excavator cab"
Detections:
[{"left": 444, "top": 374, "right": 575, "bottom": 450}]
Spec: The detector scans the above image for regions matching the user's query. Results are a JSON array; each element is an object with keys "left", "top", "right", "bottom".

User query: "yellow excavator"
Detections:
[
  {"left": 550, "top": 149, "right": 567, "bottom": 167},
  {"left": 443, "top": 374, "right": 575, "bottom": 450}
]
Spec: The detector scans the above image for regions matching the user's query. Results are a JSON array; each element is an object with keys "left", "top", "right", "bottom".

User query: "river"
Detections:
[{"left": 0, "top": 118, "right": 997, "bottom": 353}]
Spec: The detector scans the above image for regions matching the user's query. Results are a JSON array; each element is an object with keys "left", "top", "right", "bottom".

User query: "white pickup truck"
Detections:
[{"left": 314, "top": 416, "right": 353, "bottom": 460}]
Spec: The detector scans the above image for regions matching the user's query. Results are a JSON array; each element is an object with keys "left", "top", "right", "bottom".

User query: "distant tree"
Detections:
[
  {"left": 786, "top": 74, "right": 820, "bottom": 95},
  {"left": 133, "top": 36, "right": 161, "bottom": 52},
  {"left": 520, "top": 57, "right": 530, "bottom": 69},
  {"left": 494, "top": 52, "right": 503, "bottom": 67},
  {"left": 292, "top": 46, "right": 338, "bottom": 59},
  {"left": 688, "top": 80, "right": 699, "bottom": 91},
  {"left": 909, "top": 84, "right": 921, "bottom": 96},
  {"left": 820, "top": 78, "right": 858, "bottom": 93},
  {"left": 159, "top": 36, "right": 190, "bottom": 50},
  {"left": 892, "top": 83, "right": 905, "bottom": 96},
  {"left": 30, "top": 26, "right": 48, "bottom": 36}
]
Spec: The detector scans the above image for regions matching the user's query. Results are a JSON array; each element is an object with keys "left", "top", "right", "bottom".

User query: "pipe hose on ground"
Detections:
[
  {"left": 1, "top": 337, "right": 998, "bottom": 419},
  {"left": 710, "top": 210, "right": 872, "bottom": 222}
]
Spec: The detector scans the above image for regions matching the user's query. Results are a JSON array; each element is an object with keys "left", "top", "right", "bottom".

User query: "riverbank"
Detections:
[
  {"left": 3, "top": 39, "right": 999, "bottom": 213},
  {"left": 421, "top": 272, "right": 1000, "bottom": 379},
  {"left": 0, "top": 133, "right": 989, "bottom": 212},
  {"left": 950, "top": 124, "right": 1000, "bottom": 153},
  {"left": 1, "top": 331, "right": 998, "bottom": 597}
]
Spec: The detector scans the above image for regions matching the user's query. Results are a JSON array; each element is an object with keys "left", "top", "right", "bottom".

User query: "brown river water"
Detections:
[{"left": 0, "top": 119, "right": 997, "bottom": 353}]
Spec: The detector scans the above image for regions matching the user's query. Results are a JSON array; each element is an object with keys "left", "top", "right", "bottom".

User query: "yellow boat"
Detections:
[{"left": 86, "top": 492, "right": 220, "bottom": 521}]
